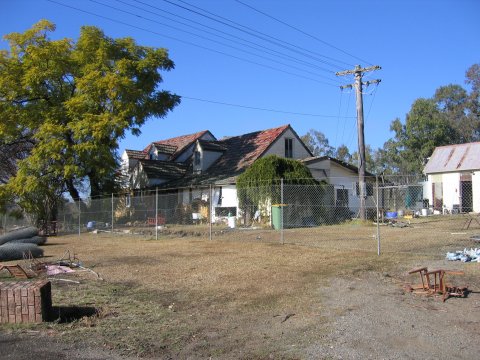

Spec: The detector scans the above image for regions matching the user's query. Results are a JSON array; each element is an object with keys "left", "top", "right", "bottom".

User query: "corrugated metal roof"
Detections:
[{"left": 423, "top": 142, "right": 480, "bottom": 174}]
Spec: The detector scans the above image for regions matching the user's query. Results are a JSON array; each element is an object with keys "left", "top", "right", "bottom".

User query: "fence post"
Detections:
[
  {"left": 209, "top": 184, "right": 213, "bottom": 241},
  {"left": 78, "top": 199, "right": 81, "bottom": 238},
  {"left": 281, "top": 178, "right": 284, "bottom": 245},
  {"left": 376, "top": 175, "right": 381, "bottom": 255},
  {"left": 111, "top": 193, "right": 114, "bottom": 233},
  {"left": 155, "top": 187, "right": 158, "bottom": 240}
]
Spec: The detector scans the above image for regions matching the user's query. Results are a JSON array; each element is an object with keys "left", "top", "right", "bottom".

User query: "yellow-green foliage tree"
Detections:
[{"left": 0, "top": 20, "right": 180, "bottom": 220}]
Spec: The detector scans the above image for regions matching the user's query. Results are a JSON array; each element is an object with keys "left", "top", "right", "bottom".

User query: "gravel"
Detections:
[{"left": 305, "top": 270, "right": 480, "bottom": 359}]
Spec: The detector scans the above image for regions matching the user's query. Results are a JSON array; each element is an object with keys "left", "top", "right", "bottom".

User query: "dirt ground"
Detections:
[{"left": 1, "top": 220, "right": 479, "bottom": 359}]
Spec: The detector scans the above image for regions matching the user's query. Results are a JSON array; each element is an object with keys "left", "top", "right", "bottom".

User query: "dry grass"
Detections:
[{"left": 4, "top": 215, "right": 480, "bottom": 358}]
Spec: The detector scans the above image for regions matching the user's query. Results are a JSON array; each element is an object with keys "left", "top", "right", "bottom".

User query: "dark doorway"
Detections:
[{"left": 461, "top": 180, "right": 473, "bottom": 213}]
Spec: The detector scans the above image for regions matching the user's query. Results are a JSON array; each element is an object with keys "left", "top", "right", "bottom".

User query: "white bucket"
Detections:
[
  {"left": 228, "top": 216, "right": 236, "bottom": 228},
  {"left": 421, "top": 208, "right": 428, "bottom": 216}
]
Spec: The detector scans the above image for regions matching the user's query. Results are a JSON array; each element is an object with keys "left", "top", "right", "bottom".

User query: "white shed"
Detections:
[{"left": 423, "top": 142, "right": 480, "bottom": 213}]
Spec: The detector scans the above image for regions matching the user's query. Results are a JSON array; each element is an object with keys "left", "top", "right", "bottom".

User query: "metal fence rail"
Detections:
[{"left": 3, "top": 175, "right": 477, "bottom": 257}]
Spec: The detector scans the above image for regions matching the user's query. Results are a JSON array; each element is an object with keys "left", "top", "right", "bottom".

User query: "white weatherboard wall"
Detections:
[
  {"left": 219, "top": 185, "right": 238, "bottom": 208},
  {"left": 192, "top": 142, "right": 223, "bottom": 174},
  {"left": 442, "top": 173, "right": 461, "bottom": 211},
  {"left": 306, "top": 158, "right": 365, "bottom": 214},
  {"left": 263, "top": 128, "right": 310, "bottom": 159},
  {"left": 473, "top": 172, "right": 480, "bottom": 213}
]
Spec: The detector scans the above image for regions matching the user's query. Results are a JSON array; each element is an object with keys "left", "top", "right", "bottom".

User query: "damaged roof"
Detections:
[
  {"left": 125, "top": 149, "right": 147, "bottom": 160},
  {"left": 145, "top": 130, "right": 214, "bottom": 160},
  {"left": 138, "top": 160, "right": 188, "bottom": 180},
  {"left": 423, "top": 142, "right": 480, "bottom": 174},
  {"left": 166, "top": 124, "right": 293, "bottom": 186}
]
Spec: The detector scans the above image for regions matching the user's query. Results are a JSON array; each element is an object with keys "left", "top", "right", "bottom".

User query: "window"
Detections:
[
  {"left": 215, "top": 207, "right": 237, "bottom": 217},
  {"left": 194, "top": 150, "right": 201, "bottom": 165},
  {"left": 354, "top": 182, "right": 374, "bottom": 197},
  {"left": 285, "top": 138, "right": 293, "bottom": 158},
  {"left": 336, "top": 189, "right": 349, "bottom": 207}
]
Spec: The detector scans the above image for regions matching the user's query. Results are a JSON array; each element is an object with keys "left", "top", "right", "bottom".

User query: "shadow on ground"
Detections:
[{"left": 50, "top": 306, "right": 99, "bottom": 323}]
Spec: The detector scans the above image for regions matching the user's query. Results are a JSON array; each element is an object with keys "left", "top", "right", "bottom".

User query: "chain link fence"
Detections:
[{"left": 49, "top": 175, "right": 479, "bottom": 256}]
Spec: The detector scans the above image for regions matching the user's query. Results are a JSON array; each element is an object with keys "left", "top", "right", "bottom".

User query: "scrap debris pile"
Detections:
[
  {"left": 28, "top": 250, "right": 103, "bottom": 283},
  {"left": 446, "top": 248, "right": 480, "bottom": 263},
  {"left": 0, "top": 226, "right": 46, "bottom": 261},
  {"left": 0, "top": 250, "right": 102, "bottom": 283}
]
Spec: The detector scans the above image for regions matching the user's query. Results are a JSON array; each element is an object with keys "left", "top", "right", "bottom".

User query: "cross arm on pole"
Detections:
[{"left": 335, "top": 65, "right": 381, "bottom": 77}]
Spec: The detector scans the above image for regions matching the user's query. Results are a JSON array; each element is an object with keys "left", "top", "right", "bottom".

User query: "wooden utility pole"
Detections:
[{"left": 336, "top": 65, "right": 381, "bottom": 220}]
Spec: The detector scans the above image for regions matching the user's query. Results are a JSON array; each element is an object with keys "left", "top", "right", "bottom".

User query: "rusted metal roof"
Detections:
[{"left": 423, "top": 142, "right": 480, "bottom": 174}]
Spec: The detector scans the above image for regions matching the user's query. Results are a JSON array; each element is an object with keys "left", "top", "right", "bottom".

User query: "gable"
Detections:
[
  {"left": 302, "top": 156, "right": 372, "bottom": 178},
  {"left": 263, "top": 127, "right": 312, "bottom": 159},
  {"left": 145, "top": 130, "right": 216, "bottom": 162}
]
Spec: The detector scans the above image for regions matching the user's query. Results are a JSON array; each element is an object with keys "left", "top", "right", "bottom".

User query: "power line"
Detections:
[
  {"left": 122, "top": 0, "right": 340, "bottom": 77},
  {"left": 89, "top": 0, "right": 339, "bottom": 83},
  {"left": 47, "top": 0, "right": 339, "bottom": 87},
  {"left": 234, "top": 0, "right": 371, "bottom": 67},
  {"left": 364, "top": 84, "right": 379, "bottom": 125},
  {"left": 180, "top": 95, "right": 356, "bottom": 118},
  {"left": 341, "top": 89, "right": 353, "bottom": 147},
  {"left": 334, "top": 90, "right": 344, "bottom": 148},
  {"left": 160, "top": 0, "right": 348, "bottom": 70}
]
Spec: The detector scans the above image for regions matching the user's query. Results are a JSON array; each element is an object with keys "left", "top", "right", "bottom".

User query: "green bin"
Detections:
[{"left": 271, "top": 204, "right": 286, "bottom": 230}]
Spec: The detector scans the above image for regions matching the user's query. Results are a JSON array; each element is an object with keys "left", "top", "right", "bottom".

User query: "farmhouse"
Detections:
[
  {"left": 302, "top": 156, "right": 375, "bottom": 213},
  {"left": 121, "top": 124, "right": 370, "bottom": 221},
  {"left": 423, "top": 142, "right": 480, "bottom": 213}
]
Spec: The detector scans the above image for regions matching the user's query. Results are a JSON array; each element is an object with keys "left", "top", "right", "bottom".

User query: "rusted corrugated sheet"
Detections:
[{"left": 424, "top": 142, "right": 480, "bottom": 174}]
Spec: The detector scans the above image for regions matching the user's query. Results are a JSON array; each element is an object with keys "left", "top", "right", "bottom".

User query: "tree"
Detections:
[
  {"left": 434, "top": 84, "right": 478, "bottom": 142},
  {"left": 466, "top": 63, "right": 480, "bottom": 111},
  {"left": 465, "top": 63, "right": 480, "bottom": 137},
  {"left": 351, "top": 145, "right": 381, "bottom": 174},
  {"left": 334, "top": 144, "right": 352, "bottom": 163},
  {"left": 300, "top": 129, "right": 334, "bottom": 157},
  {"left": 382, "top": 99, "right": 457, "bottom": 174},
  {"left": 0, "top": 21, "right": 180, "bottom": 220}
]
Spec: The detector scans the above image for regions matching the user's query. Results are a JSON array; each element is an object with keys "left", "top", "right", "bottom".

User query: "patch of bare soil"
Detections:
[
  {"left": 304, "top": 267, "right": 480, "bottom": 359},
  {"left": 2, "top": 227, "right": 479, "bottom": 359}
]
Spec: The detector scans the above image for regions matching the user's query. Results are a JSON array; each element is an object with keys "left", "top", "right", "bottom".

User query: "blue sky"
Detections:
[{"left": 1, "top": 0, "right": 479, "bottom": 156}]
